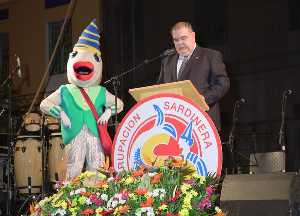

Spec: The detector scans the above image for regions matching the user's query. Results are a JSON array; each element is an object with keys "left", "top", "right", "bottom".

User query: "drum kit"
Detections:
[{"left": 10, "top": 112, "right": 66, "bottom": 198}]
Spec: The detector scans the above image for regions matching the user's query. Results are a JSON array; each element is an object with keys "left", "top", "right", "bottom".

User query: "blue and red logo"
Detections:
[{"left": 112, "top": 93, "right": 222, "bottom": 176}]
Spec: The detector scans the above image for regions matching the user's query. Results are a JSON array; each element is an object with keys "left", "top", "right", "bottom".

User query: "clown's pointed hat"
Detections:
[{"left": 73, "top": 18, "right": 101, "bottom": 55}]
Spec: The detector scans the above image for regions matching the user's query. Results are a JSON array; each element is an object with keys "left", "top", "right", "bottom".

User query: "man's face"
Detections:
[{"left": 172, "top": 26, "right": 195, "bottom": 56}]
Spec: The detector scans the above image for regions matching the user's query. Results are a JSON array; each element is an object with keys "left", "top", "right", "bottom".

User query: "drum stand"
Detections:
[{"left": 1, "top": 64, "right": 17, "bottom": 216}]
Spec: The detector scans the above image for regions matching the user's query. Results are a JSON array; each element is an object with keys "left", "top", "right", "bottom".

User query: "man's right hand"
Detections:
[{"left": 60, "top": 111, "right": 71, "bottom": 128}]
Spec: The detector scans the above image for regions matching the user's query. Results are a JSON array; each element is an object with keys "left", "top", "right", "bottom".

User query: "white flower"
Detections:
[
  {"left": 136, "top": 207, "right": 154, "bottom": 216},
  {"left": 160, "top": 193, "right": 165, "bottom": 199},
  {"left": 111, "top": 200, "right": 118, "bottom": 208},
  {"left": 148, "top": 188, "right": 166, "bottom": 199},
  {"left": 119, "top": 199, "right": 126, "bottom": 204},
  {"left": 107, "top": 177, "right": 114, "bottom": 182},
  {"left": 148, "top": 172, "right": 157, "bottom": 177},
  {"left": 101, "top": 194, "right": 108, "bottom": 201},
  {"left": 52, "top": 208, "right": 66, "bottom": 216},
  {"left": 74, "top": 188, "right": 86, "bottom": 195},
  {"left": 86, "top": 198, "right": 92, "bottom": 205},
  {"left": 152, "top": 190, "right": 159, "bottom": 197}
]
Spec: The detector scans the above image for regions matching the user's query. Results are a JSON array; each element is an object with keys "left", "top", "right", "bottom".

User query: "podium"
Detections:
[
  {"left": 114, "top": 79, "right": 222, "bottom": 176},
  {"left": 129, "top": 80, "right": 209, "bottom": 111}
]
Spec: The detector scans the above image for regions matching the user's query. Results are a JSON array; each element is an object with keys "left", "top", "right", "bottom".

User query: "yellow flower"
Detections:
[
  {"left": 179, "top": 208, "right": 189, "bottom": 216},
  {"left": 98, "top": 172, "right": 107, "bottom": 180},
  {"left": 38, "top": 196, "right": 52, "bottom": 206},
  {"left": 101, "top": 183, "right": 109, "bottom": 190},
  {"left": 78, "top": 196, "right": 87, "bottom": 205},
  {"left": 183, "top": 195, "right": 192, "bottom": 210},
  {"left": 69, "top": 207, "right": 78, "bottom": 216},
  {"left": 113, "top": 207, "right": 121, "bottom": 215},
  {"left": 128, "top": 193, "right": 137, "bottom": 200},
  {"left": 190, "top": 190, "right": 198, "bottom": 197},
  {"left": 124, "top": 176, "right": 134, "bottom": 185},
  {"left": 53, "top": 200, "right": 67, "bottom": 209},
  {"left": 158, "top": 204, "right": 168, "bottom": 210},
  {"left": 51, "top": 192, "right": 63, "bottom": 204},
  {"left": 61, "top": 200, "right": 67, "bottom": 209},
  {"left": 71, "top": 198, "right": 78, "bottom": 207},
  {"left": 180, "top": 184, "right": 191, "bottom": 194},
  {"left": 79, "top": 171, "right": 96, "bottom": 179},
  {"left": 96, "top": 207, "right": 104, "bottom": 215},
  {"left": 215, "top": 206, "right": 222, "bottom": 213},
  {"left": 192, "top": 174, "right": 206, "bottom": 184}
]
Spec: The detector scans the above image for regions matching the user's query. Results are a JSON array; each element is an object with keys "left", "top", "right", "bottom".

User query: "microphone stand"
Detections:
[
  {"left": 40, "top": 113, "right": 48, "bottom": 199},
  {"left": 278, "top": 91, "right": 290, "bottom": 173},
  {"left": 227, "top": 99, "right": 248, "bottom": 174},
  {"left": 103, "top": 52, "right": 170, "bottom": 131},
  {"left": 227, "top": 100, "right": 239, "bottom": 174}
]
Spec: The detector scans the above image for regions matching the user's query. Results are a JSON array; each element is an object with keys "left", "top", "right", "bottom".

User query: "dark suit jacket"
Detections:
[{"left": 157, "top": 46, "right": 230, "bottom": 130}]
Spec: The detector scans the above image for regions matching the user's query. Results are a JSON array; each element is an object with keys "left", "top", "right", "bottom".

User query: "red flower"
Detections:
[
  {"left": 198, "top": 197, "right": 212, "bottom": 209},
  {"left": 135, "top": 187, "right": 148, "bottom": 195},
  {"left": 151, "top": 172, "right": 163, "bottom": 184},
  {"left": 71, "top": 176, "right": 80, "bottom": 184},
  {"left": 121, "top": 190, "right": 129, "bottom": 200},
  {"left": 80, "top": 191, "right": 92, "bottom": 197},
  {"left": 132, "top": 166, "right": 145, "bottom": 177},
  {"left": 140, "top": 197, "right": 153, "bottom": 207},
  {"left": 205, "top": 186, "right": 215, "bottom": 197},
  {"left": 96, "top": 180, "right": 108, "bottom": 188},
  {"left": 114, "top": 176, "right": 121, "bottom": 182},
  {"left": 102, "top": 209, "right": 114, "bottom": 216},
  {"left": 119, "top": 205, "right": 130, "bottom": 214},
  {"left": 66, "top": 199, "right": 72, "bottom": 208},
  {"left": 169, "top": 190, "right": 181, "bottom": 202},
  {"left": 166, "top": 213, "right": 178, "bottom": 216},
  {"left": 108, "top": 167, "right": 115, "bottom": 176},
  {"left": 89, "top": 194, "right": 103, "bottom": 206},
  {"left": 80, "top": 208, "right": 94, "bottom": 215}
]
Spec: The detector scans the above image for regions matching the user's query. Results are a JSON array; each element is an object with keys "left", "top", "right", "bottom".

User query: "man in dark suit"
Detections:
[{"left": 158, "top": 21, "right": 230, "bottom": 131}]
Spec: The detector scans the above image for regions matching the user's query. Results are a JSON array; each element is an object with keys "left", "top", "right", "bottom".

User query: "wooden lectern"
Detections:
[{"left": 129, "top": 80, "right": 209, "bottom": 111}]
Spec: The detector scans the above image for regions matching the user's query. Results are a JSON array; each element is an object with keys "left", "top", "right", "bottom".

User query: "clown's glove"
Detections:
[
  {"left": 60, "top": 111, "right": 71, "bottom": 128},
  {"left": 97, "top": 108, "right": 112, "bottom": 125}
]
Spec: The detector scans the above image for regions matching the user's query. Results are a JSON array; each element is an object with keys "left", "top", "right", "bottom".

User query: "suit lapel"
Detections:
[
  {"left": 178, "top": 46, "right": 203, "bottom": 80},
  {"left": 171, "top": 54, "right": 179, "bottom": 81}
]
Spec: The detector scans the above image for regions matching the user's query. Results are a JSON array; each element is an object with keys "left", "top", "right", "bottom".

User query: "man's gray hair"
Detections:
[{"left": 170, "top": 21, "right": 194, "bottom": 34}]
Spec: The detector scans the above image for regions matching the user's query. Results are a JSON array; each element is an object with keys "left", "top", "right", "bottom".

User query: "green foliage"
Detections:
[{"left": 31, "top": 161, "right": 224, "bottom": 216}]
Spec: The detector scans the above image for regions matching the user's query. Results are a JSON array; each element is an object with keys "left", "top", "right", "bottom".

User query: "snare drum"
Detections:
[
  {"left": 48, "top": 133, "right": 67, "bottom": 185},
  {"left": 46, "top": 115, "right": 60, "bottom": 131},
  {"left": 24, "top": 113, "right": 41, "bottom": 132},
  {"left": 14, "top": 135, "right": 42, "bottom": 194}
]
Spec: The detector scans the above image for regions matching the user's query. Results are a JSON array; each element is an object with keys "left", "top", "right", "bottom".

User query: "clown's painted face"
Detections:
[{"left": 67, "top": 50, "right": 102, "bottom": 87}]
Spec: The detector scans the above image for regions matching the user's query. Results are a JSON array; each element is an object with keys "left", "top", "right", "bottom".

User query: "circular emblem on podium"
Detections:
[{"left": 112, "top": 93, "right": 222, "bottom": 176}]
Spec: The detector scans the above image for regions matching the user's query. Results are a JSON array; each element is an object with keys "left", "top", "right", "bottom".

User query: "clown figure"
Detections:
[{"left": 40, "top": 19, "right": 123, "bottom": 180}]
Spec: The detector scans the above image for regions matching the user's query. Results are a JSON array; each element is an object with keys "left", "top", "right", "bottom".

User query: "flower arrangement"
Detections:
[{"left": 31, "top": 159, "right": 225, "bottom": 216}]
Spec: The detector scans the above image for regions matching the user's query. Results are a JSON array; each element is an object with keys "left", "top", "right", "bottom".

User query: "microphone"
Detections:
[
  {"left": 162, "top": 48, "right": 176, "bottom": 57},
  {"left": 16, "top": 55, "right": 22, "bottom": 78},
  {"left": 0, "top": 108, "right": 5, "bottom": 117},
  {"left": 283, "top": 89, "right": 292, "bottom": 95},
  {"left": 236, "top": 98, "right": 246, "bottom": 104}
]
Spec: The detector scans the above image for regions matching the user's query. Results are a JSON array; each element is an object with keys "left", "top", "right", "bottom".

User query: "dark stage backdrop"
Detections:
[{"left": 101, "top": 0, "right": 300, "bottom": 172}]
